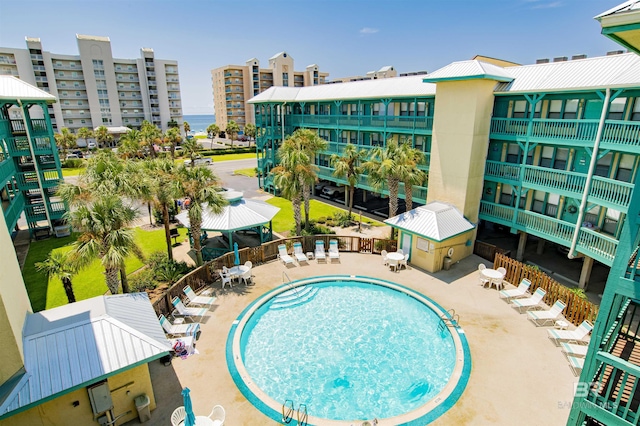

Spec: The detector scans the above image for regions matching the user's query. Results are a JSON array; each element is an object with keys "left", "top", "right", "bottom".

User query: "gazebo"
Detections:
[{"left": 175, "top": 191, "right": 280, "bottom": 260}]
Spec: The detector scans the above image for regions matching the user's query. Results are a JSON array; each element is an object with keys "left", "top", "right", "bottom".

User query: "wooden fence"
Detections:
[
  {"left": 152, "top": 235, "right": 398, "bottom": 316},
  {"left": 493, "top": 253, "right": 599, "bottom": 327},
  {"left": 474, "top": 240, "right": 511, "bottom": 262}
]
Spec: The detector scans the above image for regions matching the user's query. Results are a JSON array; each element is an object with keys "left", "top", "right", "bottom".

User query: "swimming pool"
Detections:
[{"left": 227, "top": 275, "right": 471, "bottom": 425}]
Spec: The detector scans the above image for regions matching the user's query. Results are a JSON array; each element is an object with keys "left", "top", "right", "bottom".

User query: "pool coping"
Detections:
[{"left": 226, "top": 274, "right": 472, "bottom": 426}]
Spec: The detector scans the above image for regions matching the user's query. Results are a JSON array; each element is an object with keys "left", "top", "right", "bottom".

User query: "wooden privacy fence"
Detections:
[
  {"left": 493, "top": 253, "right": 599, "bottom": 327},
  {"left": 152, "top": 235, "right": 397, "bottom": 316},
  {"left": 474, "top": 240, "right": 511, "bottom": 262}
]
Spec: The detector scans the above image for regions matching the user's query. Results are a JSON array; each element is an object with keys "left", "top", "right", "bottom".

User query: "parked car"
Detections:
[
  {"left": 65, "top": 153, "right": 80, "bottom": 160},
  {"left": 183, "top": 156, "right": 212, "bottom": 166},
  {"left": 322, "top": 185, "right": 346, "bottom": 197},
  {"left": 71, "top": 150, "right": 84, "bottom": 158},
  {"left": 237, "top": 135, "right": 249, "bottom": 142},
  {"left": 315, "top": 180, "right": 331, "bottom": 192},
  {"left": 87, "top": 141, "right": 97, "bottom": 149}
]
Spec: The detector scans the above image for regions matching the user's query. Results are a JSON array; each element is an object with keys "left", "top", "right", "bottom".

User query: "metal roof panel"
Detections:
[
  {"left": 385, "top": 201, "right": 475, "bottom": 241},
  {"left": 0, "top": 76, "right": 57, "bottom": 102}
]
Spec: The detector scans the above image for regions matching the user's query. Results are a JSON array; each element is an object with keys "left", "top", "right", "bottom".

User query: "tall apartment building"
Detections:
[
  {"left": 326, "top": 65, "right": 398, "bottom": 84},
  {"left": 0, "top": 35, "right": 183, "bottom": 134},
  {"left": 211, "top": 51, "right": 328, "bottom": 132}
]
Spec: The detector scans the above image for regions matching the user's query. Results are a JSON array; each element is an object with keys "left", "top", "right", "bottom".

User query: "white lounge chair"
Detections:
[
  {"left": 293, "top": 242, "right": 309, "bottom": 264},
  {"left": 548, "top": 320, "right": 593, "bottom": 345},
  {"left": 567, "top": 355, "right": 585, "bottom": 376},
  {"left": 315, "top": 240, "right": 327, "bottom": 263},
  {"left": 329, "top": 240, "right": 340, "bottom": 262},
  {"left": 208, "top": 404, "right": 226, "bottom": 426},
  {"left": 172, "top": 296, "right": 208, "bottom": 322},
  {"left": 560, "top": 342, "right": 588, "bottom": 357},
  {"left": 499, "top": 278, "right": 531, "bottom": 301},
  {"left": 183, "top": 285, "right": 216, "bottom": 308},
  {"left": 159, "top": 314, "right": 201, "bottom": 339},
  {"left": 512, "top": 288, "right": 547, "bottom": 312},
  {"left": 527, "top": 300, "right": 566, "bottom": 326},
  {"left": 278, "top": 244, "right": 295, "bottom": 266}
]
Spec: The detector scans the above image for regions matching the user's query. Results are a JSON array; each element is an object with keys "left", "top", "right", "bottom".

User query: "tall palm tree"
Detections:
[
  {"left": 244, "top": 123, "right": 256, "bottom": 146},
  {"left": 140, "top": 120, "right": 161, "bottom": 158},
  {"left": 331, "top": 143, "right": 367, "bottom": 218},
  {"left": 183, "top": 121, "right": 191, "bottom": 139},
  {"left": 398, "top": 142, "right": 427, "bottom": 212},
  {"left": 77, "top": 127, "right": 93, "bottom": 149},
  {"left": 94, "top": 125, "right": 113, "bottom": 148},
  {"left": 226, "top": 120, "right": 239, "bottom": 146},
  {"left": 182, "top": 137, "right": 202, "bottom": 168},
  {"left": 65, "top": 196, "right": 144, "bottom": 294},
  {"left": 177, "top": 166, "right": 226, "bottom": 266},
  {"left": 272, "top": 137, "right": 310, "bottom": 235},
  {"left": 143, "top": 159, "right": 180, "bottom": 260},
  {"left": 118, "top": 129, "right": 142, "bottom": 159},
  {"left": 206, "top": 123, "right": 220, "bottom": 149},
  {"left": 35, "top": 251, "right": 78, "bottom": 303},
  {"left": 164, "top": 127, "right": 182, "bottom": 160},
  {"left": 54, "top": 128, "right": 77, "bottom": 158}
]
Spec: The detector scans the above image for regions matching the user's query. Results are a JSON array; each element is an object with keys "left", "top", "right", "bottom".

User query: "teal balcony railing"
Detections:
[
  {"left": 577, "top": 227, "right": 618, "bottom": 264},
  {"left": 0, "top": 158, "right": 15, "bottom": 181},
  {"left": 16, "top": 172, "right": 39, "bottom": 190},
  {"left": 589, "top": 176, "right": 634, "bottom": 211},
  {"left": 516, "top": 210, "right": 574, "bottom": 245},
  {"left": 489, "top": 118, "right": 529, "bottom": 137},
  {"left": 522, "top": 166, "right": 586, "bottom": 196},
  {"left": 601, "top": 120, "right": 640, "bottom": 150},
  {"left": 484, "top": 160, "right": 521, "bottom": 183},
  {"left": 49, "top": 201, "right": 66, "bottom": 220},
  {"left": 530, "top": 119, "right": 599, "bottom": 142},
  {"left": 3, "top": 193, "right": 25, "bottom": 230},
  {"left": 24, "top": 204, "right": 47, "bottom": 222},
  {"left": 478, "top": 201, "right": 515, "bottom": 226},
  {"left": 6, "top": 137, "right": 30, "bottom": 155},
  {"left": 286, "top": 114, "right": 433, "bottom": 132}
]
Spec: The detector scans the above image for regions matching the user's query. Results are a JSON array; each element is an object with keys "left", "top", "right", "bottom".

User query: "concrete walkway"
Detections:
[{"left": 126, "top": 253, "right": 578, "bottom": 426}]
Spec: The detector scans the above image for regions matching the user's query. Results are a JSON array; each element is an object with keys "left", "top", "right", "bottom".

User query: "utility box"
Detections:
[
  {"left": 134, "top": 394, "right": 151, "bottom": 423},
  {"left": 443, "top": 256, "right": 452, "bottom": 271}
]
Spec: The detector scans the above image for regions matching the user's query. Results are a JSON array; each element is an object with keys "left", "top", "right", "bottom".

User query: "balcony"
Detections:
[
  {"left": 3, "top": 193, "right": 25, "bottom": 230},
  {"left": 484, "top": 160, "right": 521, "bottom": 184},
  {"left": 57, "top": 84, "right": 86, "bottom": 90},
  {"left": 286, "top": 114, "right": 433, "bottom": 133},
  {"left": 0, "top": 158, "right": 16, "bottom": 181},
  {"left": 0, "top": 57, "right": 16, "bottom": 65}
]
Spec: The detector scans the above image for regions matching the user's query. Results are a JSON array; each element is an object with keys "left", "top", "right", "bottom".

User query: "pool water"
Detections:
[{"left": 241, "top": 281, "right": 456, "bottom": 421}]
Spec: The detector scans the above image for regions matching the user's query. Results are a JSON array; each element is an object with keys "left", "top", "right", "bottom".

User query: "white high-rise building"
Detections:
[{"left": 0, "top": 35, "right": 183, "bottom": 133}]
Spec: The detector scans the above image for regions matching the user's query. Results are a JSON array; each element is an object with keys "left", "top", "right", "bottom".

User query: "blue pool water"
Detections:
[{"left": 240, "top": 281, "right": 457, "bottom": 421}]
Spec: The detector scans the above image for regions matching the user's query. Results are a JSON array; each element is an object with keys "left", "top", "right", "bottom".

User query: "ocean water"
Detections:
[{"left": 183, "top": 115, "right": 216, "bottom": 133}]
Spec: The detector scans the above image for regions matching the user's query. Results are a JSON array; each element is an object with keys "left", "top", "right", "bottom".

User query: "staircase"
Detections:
[{"left": 270, "top": 285, "right": 318, "bottom": 310}]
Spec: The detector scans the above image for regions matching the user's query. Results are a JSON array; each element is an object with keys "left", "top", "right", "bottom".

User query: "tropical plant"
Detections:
[
  {"left": 181, "top": 137, "right": 202, "bottom": 168},
  {"left": 167, "top": 119, "right": 179, "bottom": 128},
  {"left": 398, "top": 141, "right": 427, "bottom": 212},
  {"left": 140, "top": 120, "right": 162, "bottom": 158},
  {"left": 244, "top": 123, "right": 256, "bottom": 145},
  {"left": 331, "top": 143, "right": 367, "bottom": 218},
  {"left": 226, "top": 120, "right": 240, "bottom": 146},
  {"left": 164, "top": 127, "right": 182, "bottom": 159},
  {"left": 148, "top": 252, "right": 191, "bottom": 284},
  {"left": 118, "top": 129, "right": 142, "bottom": 158},
  {"left": 35, "top": 251, "right": 78, "bottom": 303},
  {"left": 183, "top": 121, "right": 191, "bottom": 139},
  {"left": 77, "top": 127, "right": 93, "bottom": 149},
  {"left": 94, "top": 125, "right": 113, "bottom": 148},
  {"left": 176, "top": 165, "right": 227, "bottom": 266},
  {"left": 206, "top": 123, "right": 220, "bottom": 149},
  {"left": 54, "top": 128, "right": 77, "bottom": 158}
]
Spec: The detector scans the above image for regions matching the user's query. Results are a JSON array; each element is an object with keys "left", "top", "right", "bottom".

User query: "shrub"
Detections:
[
  {"left": 569, "top": 287, "right": 588, "bottom": 300},
  {"left": 290, "top": 221, "right": 335, "bottom": 236},
  {"left": 332, "top": 211, "right": 353, "bottom": 227},
  {"left": 129, "top": 269, "right": 158, "bottom": 292},
  {"left": 152, "top": 203, "right": 178, "bottom": 224},
  {"left": 63, "top": 158, "right": 84, "bottom": 168},
  {"left": 148, "top": 252, "right": 192, "bottom": 284},
  {"left": 316, "top": 217, "right": 327, "bottom": 224}
]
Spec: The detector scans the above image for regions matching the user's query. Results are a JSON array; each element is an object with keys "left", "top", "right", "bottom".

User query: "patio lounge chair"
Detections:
[
  {"left": 208, "top": 404, "right": 226, "bottom": 426},
  {"left": 329, "top": 240, "right": 340, "bottom": 262},
  {"left": 278, "top": 244, "right": 295, "bottom": 266},
  {"left": 172, "top": 296, "right": 208, "bottom": 322},
  {"left": 548, "top": 320, "right": 593, "bottom": 345},
  {"left": 499, "top": 278, "right": 531, "bottom": 301},
  {"left": 158, "top": 314, "right": 201, "bottom": 339},
  {"left": 560, "top": 342, "right": 588, "bottom": 357},
  {"left": 183, "top": 285, "right": 216, "bottom": 308},
  {"left": 527, "top": 300, "right": 566, "bottom": 326},
  {"left": 567, "top": 355, "right": 585, "bottom": 376},
  {"left": 512, "top": 288, "right": 547, "bottom": 313},
  {"left": 293, "top": 242, "right": 309, "bottom": 264},
  {"left": 315, "top": 240, "right": 327, "bottom": 263}
]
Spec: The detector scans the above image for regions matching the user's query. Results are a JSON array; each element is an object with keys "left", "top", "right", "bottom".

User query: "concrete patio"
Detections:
[{"left": 126, "top": 253, "right": 579, "bottom": 425}]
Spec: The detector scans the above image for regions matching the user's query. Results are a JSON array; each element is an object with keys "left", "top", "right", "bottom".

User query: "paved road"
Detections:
[{"left": 209, "top": 157, "right": 260, "bottom": 198}]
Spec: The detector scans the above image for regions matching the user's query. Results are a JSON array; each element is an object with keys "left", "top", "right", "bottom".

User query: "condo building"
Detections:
[
  {"left": 0, "top": 35, "right": 183, "bottom": 134},
  {"left": 211, "top": 52, "right": 328, "bottom": 132}
]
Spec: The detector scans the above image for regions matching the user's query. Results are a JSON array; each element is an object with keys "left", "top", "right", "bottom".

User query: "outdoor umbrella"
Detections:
[
  {"left": 182, "top": 387, "right": 196, "bottom": 426},
  {"left": 234, "top": 242, "right": 240, "bottom": 265}
]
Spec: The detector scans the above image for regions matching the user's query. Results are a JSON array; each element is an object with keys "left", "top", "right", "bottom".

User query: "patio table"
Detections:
[
  {"left": 228, "top": 265, "right": 249, "bottom": 281},
  {"left": 482, "top": 269, "right": 505, "bottom": 289},
  {"left": 178, "top": 416, "right": 214, "bottom": 426}
]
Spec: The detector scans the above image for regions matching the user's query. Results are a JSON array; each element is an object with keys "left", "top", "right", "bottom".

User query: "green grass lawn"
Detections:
[
  {"left": 22, "top": 227, "right": 188, "bottom": 311},
  {"left": 265, "top": 197, "right": 383, "bottom": 233},
  {"left": 61, "top": 167, "right": 86, "bottom": 177},
  {"left": 234, "top": 167, "right": 257, "bottom": 177}
]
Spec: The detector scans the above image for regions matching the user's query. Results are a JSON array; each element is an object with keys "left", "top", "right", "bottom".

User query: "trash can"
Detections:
[
  {"left": 443, "top": 256, "right": 453, "bottom": 271},
  {"left": 134, "top": 394, "right": 151, "bottom": 423}
]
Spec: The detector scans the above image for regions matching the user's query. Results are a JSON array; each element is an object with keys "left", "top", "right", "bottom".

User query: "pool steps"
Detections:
[{"left": 270, "top": 285, "right": 318, "bottom": 310}]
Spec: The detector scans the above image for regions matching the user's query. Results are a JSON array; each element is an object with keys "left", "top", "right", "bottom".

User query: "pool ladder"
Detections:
[
  {"left": 281, "top": 400, "right": 308, "bottom": 425},
  {"left": 282, "top": 272, "right": 301, "bottom": 298},
  {"left": 438, "top": 309, "right": 460, "bottom": 331}
]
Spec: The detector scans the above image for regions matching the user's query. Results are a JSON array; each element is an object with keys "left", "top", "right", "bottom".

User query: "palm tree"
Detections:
[
  {"left": 65, "top": 195, "right": 144, "bottom": 294},
  {"left": 226, "top": 120, "right": 239, "bottom": 146},
  {"left": 118, "top": 129, "right": 142, "bottom": 159},
  {"left": 206, "top": 123, "right": 220, "bottom": 149},
  {"left": 183, "top": 121, "right": 191, "bottom": 139},
  {"left": 35, "top": 251, "right": 78, "bottom": 303},
  {"left": 164, "top": 127, "right": 182, "bottom": 160},
  {"left": 140, "top": 120, "right": 161, "bottom": 158},
  {"left": 182, "top": 137, "right": 202, "bottom": 168},
  {"left": 143, "top": 159, "right": 180, "bottom": 260},
  {"left": 77, "top": 127, "right": 93, "bottom": 149},
  {"left": 398, "top": 142, "right": 427, "bottom": 212},
  {"left": 177, "top": 166, "right": 226, "bottom": 266},
  {"left": 331, "top": 143, "right": 367, "bottom": 218},
  {"left": 244, "top": 123, "right": 256, "bottom": 146},
  {"left": 54, "top": 128, "right": 77, "bottom": 158},
  {"left": 94, "top": 125, "right": 113, "bottom": 148}
]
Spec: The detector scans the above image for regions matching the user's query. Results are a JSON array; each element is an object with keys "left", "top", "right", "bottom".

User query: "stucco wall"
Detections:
[{"left": 403, "top": 229, "right": 475, "bottom": 273}]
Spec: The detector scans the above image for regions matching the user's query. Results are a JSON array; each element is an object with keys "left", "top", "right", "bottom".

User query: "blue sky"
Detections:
[{"left": 0, "top": 0, "right": 625, "bottom": 115}]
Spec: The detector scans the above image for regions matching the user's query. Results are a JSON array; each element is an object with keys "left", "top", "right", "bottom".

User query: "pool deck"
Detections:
[{"left": 127, "top": 253, "right": 578, "bottom": 425}]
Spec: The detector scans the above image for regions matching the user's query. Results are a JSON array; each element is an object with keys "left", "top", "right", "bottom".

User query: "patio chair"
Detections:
[
  {"left": 220, "top": 270, "right": 233, "bottom": 289},
  {"left": 171, "top": 406, "right": 186, "bottom": 426},
  {"left": 183, "top": 285, "right": 216, "bottom": 308},
  {"left": 511, "top": 288, "right": 547, "bottom": 313},
  {"left": 560, "top": 342, "right": 588, "bottom": 357},
  {"left": 172, "top": 296, "right": 208, "bottom": 322},
  {"left": 527, "top": 300, "right": 566, "bottom": 326},
  {"left": 398, "top": 253, "right": 409, "bottom": 270},
  {"left": 548, "top": 320, "right": 593, "bottom": 345},
  {"left": 293, "top": 242, "right": 309, "bottom": 264},
  {"left": 396, "top": 248, "right": 404, "bottom": 255},
  {"left": 499, "top": 278, "right": 531, "bottom": 301},
  {"left": 158, "top": 314, "right": 201, "bottom": 339},
  {"left": 329, "top": 240, "right": 340, "bottom": 262},
  {"left": 388, "top": 257, "right": 399, "bottom": 272},
  {"left": 208, "top": 404, "right": 226, "bottom": 426},
  {"left": 478, "top": 264, "right": 490, "bottom": 287},
  {"left": 315, "top": 240, "right": 327, "bottom": 263},
  {"left": 567, "top": 355, "right": 585, "bottom": 376},
  {"left": 278, "top": 244, "right": 296, "bottom": 266},
  {"left": 381, "top": 250, "right": 389, "bottom": 266}
]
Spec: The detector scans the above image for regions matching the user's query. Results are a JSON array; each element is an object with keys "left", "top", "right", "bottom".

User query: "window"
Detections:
[
  {"left": 400, "top": 102, "right": 410, "bottom": 116},
  {"left": 546, "top": 193, "right": 559, "bottom": 217},
  {"left": 130, "top": 84, "right": 136, "bottom": 89},
  {"left": 513, "top": 100, "right": 527, "bottom": 118},
  {"left": 63, "top": 101, "right": 70, "bottom": 106},
  {"left": 608, "top": 97, "right": 627, "bottom": 120},
  {"left": 70, "top": 62, "right": 76, "bottom": 68},
  {"left": 121, "top": 93, "right": 125, "bottom": 97},
  {"left": 500, "top": 184, "right": 513, "bottom": 205},
  {"left": 60, "top": 82, "right": 66, "bottom": 87},
  {"left": 602, "top": 208, "right": 621, "bottom": 236},
  {"left": 340, "top": 131, "right": 348, "bottom": 143},
  {"left": 616, "top": 154, "right": 635, "bottom": 182},
  {"left": 415, "top": 135, "right": 426, "bottom": 152},
  {"left": 124, "top": 118, "right": 129, "bottom": 123},
  {"left": 553, "top": 148, "right": 569, "bottom": 170},
  {"left": 61, "top": 91, "right": 68, "bottom": 96},
  {"left": 548, "top": 100, "right": 562, "bottom": 119},
  {"left": 595, "top": 153, "right": 613, "bottom": 177},
  {"left": 563, "top": 99, "right": 579, "bottom": 119},
  {"left": 67, "top": 120, "right": 73, "bottom": 124},
  {"left": 75, "top": 92, "right": 80, "bottom": 96},
  {"left": 371, "top": 133, "right": 382, "bottom": 146},
  {"left": 58, "top": 72, "right": 64, "bottom": 77},
  {"left": 65, "top": 110, "right": 72, "bottom": 115},
  {"left": 80, "top": 119, "right": 86, "bottom": 124},
  {"left": 71, "top": 72, "right": 78, "bottom": 78},
  {"left": 77, "top": 101, "right": 83, "bottom": 105},
  {"left": 506, "top": 143, "right": 520, "bottom": 163},
  {"left": 74, "top": 82, "right": 79, "bottom": 87},
  {"left": 532, "top": 190, "right": 545, "bottom": 213},
  {"left": 56, "top": 62, "right": 62, "bottom": 67},
  {"left": 129, "top": 75, "right": 134, "bottom": 80},
  {"left": 533, "top": 101, "right": 541, "bottom": 118},
  {"left": 94, "top": 70, "right": 105, "bottom": 78},
  {"left": 119, "top": 84, "right": 124, "bottom": 88},
  {"left": 632, "top": 98, "right": 640, "bottom": 121},
  {"left": 417, "top": 102, "right": 427, "bottom": 117},
  {"left": 79, "top": 110, "right": 85, "bottom": 115},
  {"left": 540, "top": 146, "right": 554, "bottom": 167}
]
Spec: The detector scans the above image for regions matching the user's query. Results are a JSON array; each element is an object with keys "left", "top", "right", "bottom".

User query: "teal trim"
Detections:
[
  {"left": 400, "top": 231, "right": 413, "bottom": 260},
  {"left": 0, "top": 352, "right": 167, "bottom": 421},
  {"left": 423, "top": 74, "right": 513, "bottom": 83},
  {"left": 602, "top": 32, "right": 640, "bottom": 56},
  {"left": 601, "top": 22, "right": 640, "bottom": 35},
  {"left": 226, "top": 275, "right": 471, "bottom": 426}
]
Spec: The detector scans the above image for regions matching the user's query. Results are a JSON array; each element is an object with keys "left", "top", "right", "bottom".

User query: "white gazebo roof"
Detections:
[
  {"left": 0, "top": 76, "right": 57, "bottom": 102},
  {"left": 175, "top": 192, "right": 280, "bottom": 232},
  {"left": 385, "top": 201, "right": 475, "bottom": 242}
]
